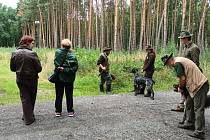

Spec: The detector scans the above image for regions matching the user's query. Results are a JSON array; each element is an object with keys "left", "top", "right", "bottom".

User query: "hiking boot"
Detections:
[
  {"left": 178, "top": 124, "right": 195, "bottom": 130},
  {"left": 188, "top": 132, "right": 205, "bottom": 140},
  {"left": 55, "top": 112, "right": 61, "bottom": 117},
  {"left": 25, "top": 118, "right": 35, "bottom": 125},
  {"left": 144, "top": 94, "right": 150, "bottom": 97},
  {"left": 150, "top": 96, "right": 154, "bottom": 100},
  {"left": 68, "top": 112, "right": 75, "bottom": 117}
]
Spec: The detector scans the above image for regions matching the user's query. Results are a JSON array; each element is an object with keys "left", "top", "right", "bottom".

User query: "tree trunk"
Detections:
[
  {"left": 114, "top": 0, "right": 119, "bottom": 51},
  {"left": 121, "top": 0, "right": 126, "bottom": 50},
  {"left": 129, "top": 0, "right": 136, "bottom": 52},
  {"left": 163, "top": 0, "right": 168, "bottom": 48},
  {"left": 88, "top": 0, "right": 93, "bottom": 49},
  {"left": 139, "top": 0, "right": 147, "bottom": 50},
  {"left": 197, "top": 0, "right": 208, "bottom": 49},
  {"left": 179, "top": 0, "right": 187, "bottom": 55}
]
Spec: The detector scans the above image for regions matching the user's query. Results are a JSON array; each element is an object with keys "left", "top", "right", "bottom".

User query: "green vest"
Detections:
[{"left": 175, "top": 57, "right": 207, "bottom": 97}]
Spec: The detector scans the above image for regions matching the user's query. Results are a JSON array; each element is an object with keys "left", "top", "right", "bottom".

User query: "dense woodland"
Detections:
[{"left": 0, "top": 0, "right": 210, "bottom": 52}]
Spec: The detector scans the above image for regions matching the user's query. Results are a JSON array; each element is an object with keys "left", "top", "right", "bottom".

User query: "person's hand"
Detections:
[
  {"left": 178, "top": 87, "right": 184, "bottom": 93},
  {"left": 101, "top": 66, "right": 106, "bottom": 70},
  {"left": 57, "top": 67, "right": 64, "bottom": 71},
  {"left": 173, "top": 84, "right": 179, "bottom": 92}
]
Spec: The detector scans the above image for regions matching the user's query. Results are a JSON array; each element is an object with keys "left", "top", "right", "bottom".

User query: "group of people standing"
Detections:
[
  {"left": 161, "top": 31, "right": 209, "bottom": 139},
  {"left": 10, "top": 36, "right": 78, "bottom": 125},
  {"left": 10, "top": 31, "right": 209, "bottom": 139}
]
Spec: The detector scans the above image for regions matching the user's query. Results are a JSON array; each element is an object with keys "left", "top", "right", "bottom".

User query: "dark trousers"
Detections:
[
  {"left": 55, "top": 82, "right": 74, "bottom": 113},
  {"left": 16, "top": 79, "right": 37, "bottom": 124},
  {"left": 144, "top": 71, "right": 154, "bottom": 79},
  {"left": 185, "top": 81, "right": 209, "bottom": 134},
  {"left": 100, "top": 72, "right": 112, "bottom": 92},
  {"left": 144, "top": 72, "right": 154, "bottom": 97}
]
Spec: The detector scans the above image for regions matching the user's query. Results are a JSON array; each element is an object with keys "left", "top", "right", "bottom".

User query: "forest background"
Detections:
[{"left": 0, "top": 0, "right": 210, "bottom": 105}]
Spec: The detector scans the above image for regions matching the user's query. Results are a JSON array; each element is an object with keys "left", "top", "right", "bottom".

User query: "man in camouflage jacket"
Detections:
[{"left": 97, "top": 47, "right": 112, "bottom": 94}]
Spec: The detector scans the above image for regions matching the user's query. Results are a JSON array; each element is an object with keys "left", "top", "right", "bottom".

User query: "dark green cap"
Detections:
[{"left": 178, "top": 31, "right": 193, "bottom": 39}]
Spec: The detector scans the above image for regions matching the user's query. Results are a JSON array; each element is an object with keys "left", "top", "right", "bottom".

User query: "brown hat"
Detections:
[
  {"left": 145, "top": 44, "right": 153, "bottom": 50},
  {"left": 161, "top": 53, "right": 173, "bottom": 66},
  {"left": 61, "top": 39, "right": 72, "bottom": 47},
  {"left": 103, "top": 47, "right": 112, "bottom": 52}
]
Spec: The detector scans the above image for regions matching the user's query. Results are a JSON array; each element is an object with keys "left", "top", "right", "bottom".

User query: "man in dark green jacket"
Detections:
[{"left": 97, "top": 47, "right": 112, "bottom": 94}]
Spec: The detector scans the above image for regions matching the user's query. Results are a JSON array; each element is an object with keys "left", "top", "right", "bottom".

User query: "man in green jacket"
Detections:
[{"left": 172, "top": 31, "right": 202, "bottom": 113}]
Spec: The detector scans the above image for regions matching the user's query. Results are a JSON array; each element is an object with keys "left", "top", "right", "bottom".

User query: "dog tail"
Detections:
[{"left": 205, "top": 95, "right": 210, "bottom": 108}]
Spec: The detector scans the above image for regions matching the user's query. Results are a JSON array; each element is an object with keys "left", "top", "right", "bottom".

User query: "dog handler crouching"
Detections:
[{"left": 161, "top": 53, "right": 209, "bottom": 139}]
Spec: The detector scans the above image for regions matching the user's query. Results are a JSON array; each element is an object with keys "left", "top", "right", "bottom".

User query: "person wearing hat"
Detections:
[
  {"left": 142, "top": 45, "right": 156, "bottom": 99},
  {"left": 178, "top": 31, "right": 201, "bottom": 69},
  {"left": 161, "top": 53, "right": 209, "bottom": 139},
  {"left": 53, "top": 39, "right": 78, "bottom": 117},
  {"left": 172, "top": 31, "right": 202, "bottom": 120},
  {"left": 97, "top": 47, "right": 112, "bottom": 94},
  {"left": 10, "top": 35, "right": 42, "bottom": 125}
]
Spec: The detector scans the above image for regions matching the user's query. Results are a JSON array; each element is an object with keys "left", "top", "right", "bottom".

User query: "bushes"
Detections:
[{"left": 0, "top": 47, "right": 209, "bottom": 105}]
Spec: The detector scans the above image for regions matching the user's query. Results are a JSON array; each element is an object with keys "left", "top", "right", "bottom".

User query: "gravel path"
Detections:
[{"left": 0, "top": 91, "right": 210, "bottom": 140}]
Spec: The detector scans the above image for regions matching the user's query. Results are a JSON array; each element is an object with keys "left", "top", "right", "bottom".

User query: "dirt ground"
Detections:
[{"left": 0, "top": 91, "right": 210, "bottom": 140}]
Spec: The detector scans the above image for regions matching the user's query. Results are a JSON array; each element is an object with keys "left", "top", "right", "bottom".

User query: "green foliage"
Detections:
[
  {"left": 0, "top": 4, "right": 21, "bottom": 47},
  {"left": 1, "top": 46, "right": 210, "bottom": 105}
]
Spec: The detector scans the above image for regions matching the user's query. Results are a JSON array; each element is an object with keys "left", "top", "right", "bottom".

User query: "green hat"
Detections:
[
  {"left": 178, "top": 31, "right": 193, "bottom": 39},
  {"left": 103, "top": 47, "right": 112, "bottom": 52},
  {"left": 161, "top": 53, "right": 173, "bottom": 66}
]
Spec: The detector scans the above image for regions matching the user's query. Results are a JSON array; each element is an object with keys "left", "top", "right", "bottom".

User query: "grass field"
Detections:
[{"left": 0, "top": 47, "right": 209, "bottom": 105}]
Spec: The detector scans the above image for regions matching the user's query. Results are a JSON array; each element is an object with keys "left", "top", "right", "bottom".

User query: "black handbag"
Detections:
[
  {"left": 48, "top": 69, "right": 59, "bottom": 83},
  {"left": 48, "top": 51, "right": 68, "bottom": 83}
]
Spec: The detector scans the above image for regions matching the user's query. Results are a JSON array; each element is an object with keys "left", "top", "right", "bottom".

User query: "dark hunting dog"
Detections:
[
  {"left": 173, "top": 84, "right": 210, "bottom": 108},
  {"left": 131, "top": 68, "right": 145, "bottom": 95},
  {"left": 131, "top": 68, "right": 155, "bottom": 100}
]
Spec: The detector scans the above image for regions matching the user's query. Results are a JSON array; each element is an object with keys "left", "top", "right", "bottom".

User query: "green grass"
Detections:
[{"left": 0, "top": 47, "right": 210, "bottom": 105}]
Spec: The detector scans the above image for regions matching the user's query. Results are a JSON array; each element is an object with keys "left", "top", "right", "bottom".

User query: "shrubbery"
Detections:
[{"left": 0, "top": 47, "right": 209, "bottom": 105}]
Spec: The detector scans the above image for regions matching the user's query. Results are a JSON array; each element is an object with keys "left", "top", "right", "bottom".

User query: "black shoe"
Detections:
[
  {"left": 150, "top": 93, "right": 154, "bottom": 100},
  {"left": 188, "top": 132, "right": 205, "bottom": 140},
  {"left": 171, "top": 106, "right": 184, "bottom": 112},
  {"left": 25, "top": 118, "right": 35, "bottom": 125},
  {"left": 144, "top": 94, "right": 150, "bottom": 97},
  {"left": 178, "top": 124, "right": 195, "bottom": 130}
]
